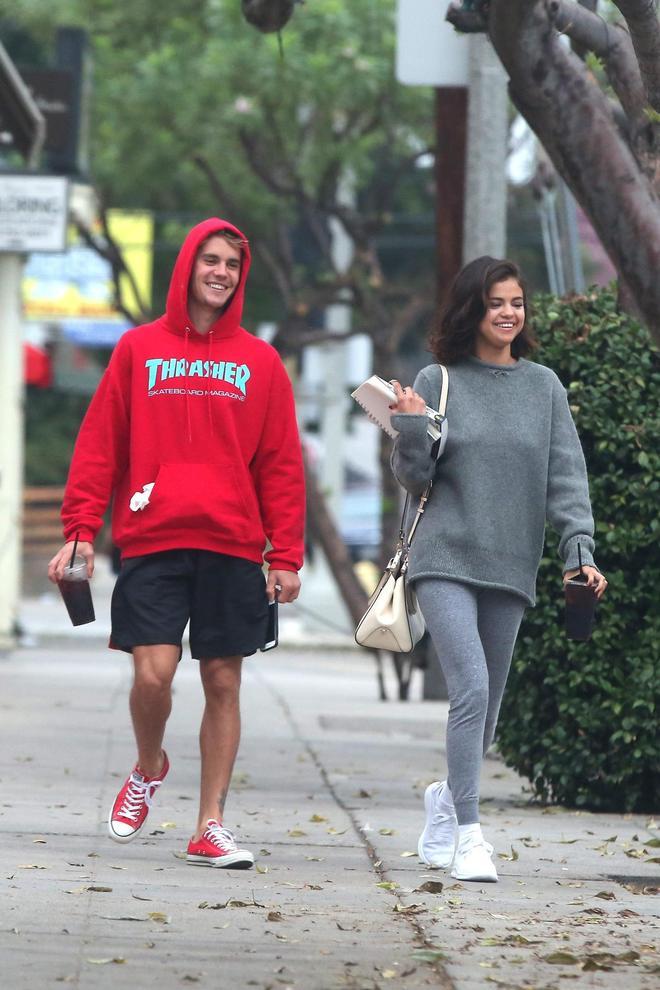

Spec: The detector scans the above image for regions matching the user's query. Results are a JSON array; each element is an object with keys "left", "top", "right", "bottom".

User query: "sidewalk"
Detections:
[{"left": 1, "top": 631, "right": 658, "bottom": 990}]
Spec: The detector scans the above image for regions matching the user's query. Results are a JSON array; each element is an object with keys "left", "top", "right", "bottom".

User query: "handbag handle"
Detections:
[{"left": 398, "top": 363, "right": 449, "bottom": 552}]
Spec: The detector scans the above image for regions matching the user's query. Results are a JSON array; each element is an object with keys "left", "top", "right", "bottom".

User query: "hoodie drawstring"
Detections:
[
  {"left": 183, "top": 326, "right": 215, "bottom": 443},
  {"left": 207, "top": 330, "right": 215, "bottom": 438},
  {"left": 184, "top": 327, "right": 192, "bottom": 443}
]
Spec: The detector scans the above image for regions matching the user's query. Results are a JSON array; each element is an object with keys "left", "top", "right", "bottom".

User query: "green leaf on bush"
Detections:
[{"left": 496, "top": 289, "right": 660, "bottom": 814}]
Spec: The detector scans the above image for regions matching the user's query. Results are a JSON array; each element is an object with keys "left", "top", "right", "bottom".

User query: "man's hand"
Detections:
[
  {"left": 563, "top": 565, "right": 607, "bottom": 600},
  {"left": 266, "top": 569, "right": 300, "bottom": 604},
  {"left": 48, "top": 541, "right": 95, "bottom": 583}
]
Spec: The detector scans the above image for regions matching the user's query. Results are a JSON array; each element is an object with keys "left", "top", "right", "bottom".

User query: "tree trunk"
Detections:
[{"left": 487, "top": 0, "right": 660, "bottom": 344}]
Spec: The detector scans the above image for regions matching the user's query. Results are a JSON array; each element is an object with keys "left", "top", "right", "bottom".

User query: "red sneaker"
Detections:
[
  {"left": 186, "top": 819, "right": 254, "bottom": 869},
  {"left": 108, "top": 752, "right": 169, "bottom": 843}
]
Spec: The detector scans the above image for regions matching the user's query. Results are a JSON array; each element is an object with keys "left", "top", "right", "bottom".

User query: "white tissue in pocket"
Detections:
[{"left": 129, "top": 482, "right": 155, "bottom": 512}]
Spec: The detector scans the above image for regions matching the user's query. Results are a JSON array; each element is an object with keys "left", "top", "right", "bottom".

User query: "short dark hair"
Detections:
[
  {"left": 428, "top": 256, "right": 536, "bottom": 365},
  {"left": 199, "top": 228, "right": 249, "bottom": 257}
]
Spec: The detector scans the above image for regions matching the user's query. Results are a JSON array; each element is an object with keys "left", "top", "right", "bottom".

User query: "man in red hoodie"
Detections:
[{"left": 48, "top": 219, "right": 305, "bottom": 869}]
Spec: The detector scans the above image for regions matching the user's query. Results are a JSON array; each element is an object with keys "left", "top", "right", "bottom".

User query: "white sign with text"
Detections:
[{"left": 0, "top": 174, "right": 68, "bottom": 253}]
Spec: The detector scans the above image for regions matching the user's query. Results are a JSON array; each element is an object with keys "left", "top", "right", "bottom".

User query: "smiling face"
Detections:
[
  {"left": 188, "top": 234, "right": 242, "bottom": 331},
  {"left": 474, "top": 278, "right": 525, "bottom": 364}
]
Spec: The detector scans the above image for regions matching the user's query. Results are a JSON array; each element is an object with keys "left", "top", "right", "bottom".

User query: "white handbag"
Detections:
[{"left": 354, "top": 365, "right": 449, "bottom": 653}]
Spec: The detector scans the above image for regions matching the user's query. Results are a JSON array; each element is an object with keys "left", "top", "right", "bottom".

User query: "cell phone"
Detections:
[{"left": 261, "top": 598, "right": 279, "bottom": 651}]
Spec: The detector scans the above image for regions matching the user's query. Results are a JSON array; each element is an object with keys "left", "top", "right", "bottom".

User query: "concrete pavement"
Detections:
[{"left": 2, "top": 572, "right": 659, "bottom": 989}]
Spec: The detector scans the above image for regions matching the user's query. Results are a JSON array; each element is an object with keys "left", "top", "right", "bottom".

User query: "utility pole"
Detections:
[
  {"left": 319, "top": 176, "right": 354, "bottom": 522},
  {"left": 0, "top": 43, "right": 46, "bottom": 651},
  {"left": 0, "top": 255, "right": 26, "bottom": 650},
  {"left": 435, "top": 87, "right": 468, "bottom": 302},
  {"left": 462, "top": 35, "right": 509, "bottom": 262}
]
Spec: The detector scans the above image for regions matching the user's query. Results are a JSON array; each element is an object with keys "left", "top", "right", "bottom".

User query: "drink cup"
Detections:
[
  {"left": 564, "top": 576, "right": 597, "bottom": 641},
  {"left": 57, "top": 555, "right": 95, "bottom": 627}
]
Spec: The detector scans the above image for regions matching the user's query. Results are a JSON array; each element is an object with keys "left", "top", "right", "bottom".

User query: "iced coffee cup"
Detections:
[{"left": 57, "top": 555, "right": 95, "bottom": 627}]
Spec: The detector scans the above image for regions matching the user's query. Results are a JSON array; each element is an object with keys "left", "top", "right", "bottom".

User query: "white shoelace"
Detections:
[
  {"left": 118, "top": 774, "right": 162, "bottom": 822},
  {"left": 204, "top": 822, "right": 238, "bottom": 853}
]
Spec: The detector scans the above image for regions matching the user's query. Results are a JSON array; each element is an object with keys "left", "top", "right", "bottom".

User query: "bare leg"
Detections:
[
  {"left": 130, "top": 644, "right": 180, "bottom": 777},
  {"left": 194, "top": 656, "right": 243, "bottom": 838}
]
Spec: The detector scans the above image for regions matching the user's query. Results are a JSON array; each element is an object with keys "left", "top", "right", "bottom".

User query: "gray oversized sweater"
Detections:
[{"left": 391, "top": 357, "right": 597, "bottom": 606}]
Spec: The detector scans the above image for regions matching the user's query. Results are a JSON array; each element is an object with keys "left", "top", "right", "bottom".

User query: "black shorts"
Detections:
[{"left": 110, "top": 549, "right": 269, "bottom": 659}]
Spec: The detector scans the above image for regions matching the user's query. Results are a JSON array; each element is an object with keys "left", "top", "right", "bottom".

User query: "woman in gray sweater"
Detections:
[{"left": 390, "top": 257, "right": 607, "bottom": 883}]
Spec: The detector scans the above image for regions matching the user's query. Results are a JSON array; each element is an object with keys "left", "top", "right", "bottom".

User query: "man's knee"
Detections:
[
  {"left": 133, "top": 646, "right": 178, "bottom": 696},
  {"left": 201, "top": 657, "right": 242, "bottom": 701}
]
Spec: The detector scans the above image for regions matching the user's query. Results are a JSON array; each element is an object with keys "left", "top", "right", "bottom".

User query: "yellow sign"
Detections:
[{"left": 22, "top": 210, "right": 153, "bottom": 323}]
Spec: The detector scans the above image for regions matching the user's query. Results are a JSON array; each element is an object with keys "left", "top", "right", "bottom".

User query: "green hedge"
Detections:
[{"left": 496, "top": 288, "right": 659, "bottom": 812}]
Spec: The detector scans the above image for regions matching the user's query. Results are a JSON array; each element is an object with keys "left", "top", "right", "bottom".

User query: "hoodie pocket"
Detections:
[{"left": 141, "top": 461, "right": 258, "bottom": 541}]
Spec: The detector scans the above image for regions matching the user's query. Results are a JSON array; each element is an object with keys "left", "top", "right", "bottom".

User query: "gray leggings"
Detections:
[{"left": 415, "top": 578, "right": 526, "bottom": 825}]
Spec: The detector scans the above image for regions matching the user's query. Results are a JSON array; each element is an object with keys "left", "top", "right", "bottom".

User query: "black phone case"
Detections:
[{"left": 261, "top": 600, "right": 279, "bottom": 651}]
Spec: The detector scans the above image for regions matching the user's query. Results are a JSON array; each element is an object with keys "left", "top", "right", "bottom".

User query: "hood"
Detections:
[{"left": 163, "top": 217, "right": 252, "bottom": 339}]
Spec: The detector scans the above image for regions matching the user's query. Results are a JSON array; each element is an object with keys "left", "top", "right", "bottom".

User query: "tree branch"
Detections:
[
  {"left": 546, "top": 0, "right": 647, "bottom": 119},
  {"left": 612, "top": 0, "right": 660, "bottom": 110},
  {"left": 70, "top": 210, "right": 149, "bottom": 326},
  {"left": 191, "top": 151, "right": 297, "bottom": 309},
  {"left": 489, "top": 0, "right": 660, "bottom": 342}
]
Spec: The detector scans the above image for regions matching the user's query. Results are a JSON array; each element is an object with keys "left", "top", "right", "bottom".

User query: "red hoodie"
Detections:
[{"left": 61, "top": 218, "right": 305, "bottom": 573}]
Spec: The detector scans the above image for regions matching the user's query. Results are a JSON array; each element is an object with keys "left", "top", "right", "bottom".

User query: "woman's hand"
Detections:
[
  {"left": 389, "top": 380, "right": 426, "bottom": 415},
  {"left": 563, "top": 565, "right": 608, "bottom": 600}
]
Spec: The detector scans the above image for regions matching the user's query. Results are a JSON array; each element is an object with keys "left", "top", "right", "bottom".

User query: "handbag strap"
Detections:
[{"left": 398, "top": 363, "right": 449, "bottom": 551}]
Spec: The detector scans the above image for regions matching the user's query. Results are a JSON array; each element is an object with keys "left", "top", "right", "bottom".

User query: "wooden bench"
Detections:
[{"left": 23, "top": 485, "right": 65, "bottom": 554}]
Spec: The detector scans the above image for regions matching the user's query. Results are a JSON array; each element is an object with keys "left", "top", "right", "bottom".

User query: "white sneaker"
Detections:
[
  {"left": 451, "top": 837, "right": 498, "bottom": 882},
  {"left": 417, "top": 781, "right": 457, "bottom": 869}
]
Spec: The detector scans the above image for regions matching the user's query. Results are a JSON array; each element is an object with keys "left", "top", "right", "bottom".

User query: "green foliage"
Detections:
[
  {"left": 24, "top": 388, "right": 89, "bottom": 486},
  {"left": 497, "top": 288, "right": 660, "bottom": 813}
]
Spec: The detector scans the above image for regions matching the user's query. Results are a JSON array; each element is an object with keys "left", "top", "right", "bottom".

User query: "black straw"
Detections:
[{"left": 69, "top": 531, "right": 80, "bottom": 570}]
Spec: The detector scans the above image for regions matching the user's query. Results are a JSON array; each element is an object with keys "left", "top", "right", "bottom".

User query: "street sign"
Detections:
[
  {"left": 0, "top": 174, "right": 68, "bottom": 253},
  {"left": 396, "top": 0, "right": 469, "bottom": 87}
]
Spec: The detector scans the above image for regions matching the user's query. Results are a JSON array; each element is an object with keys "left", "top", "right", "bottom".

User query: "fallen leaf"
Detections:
[
  {"left": 411, "top": 948, "right": 446, "bottom": 963},
  {"left": 414, "top": 881, "right": 444, "bottom": 894},
  {"left": 309, "top": 814, "right": 328, "bottom": 823},
  {"left": 376, "top": 881, "right": 399, "bottom": 891},
  {"left": 255, "top": 864, "right": 268, "bottom": 874},
  {"left": 304, "top": 856, "right": 324, "bottom": 862},
  {"left": 646, "top": 837, "right": 660, "bottom": 848},
  {"left": 497, "top": 846, "right": 519, "bottom": 862},
  {"left": 32, "top": 839, "right": 47, "bottom": 844},
  {"left": 131, "top": 894, "right": 152, "bottom": 901},
  {"left": 159, "top": 822, "right": 177, "bottom": 829},
  {"left": 327, "top": 827, "right": 347, "bottom": 835},
  {"left": 400, "top": 851, "right": 417, "bottom": 858},
  {"left": 86, "top": 958, "right": 126, "bottom": 965},
  {"left": 288, "top": 829, "right": 307, "bottom": 838},
  {"left": 18, "top": 864, "right": 47, "bottom": 870},
  {"left": 381, "top": 970, "right": 397, "bottom": 979},
  {"left": 379, "top": 828, "right": 396, "bottom": 836},
  {"left": 87, "top": 886, "right": 112, "bottom": 893},
  {"left": 544, "top": 952, "right": 580, "bottom": 964},
  {"left": 147, "top": 912, "right": 170, "bottom": 924},
  {"left": 393, "top": 903, "right": 424, "bottom": 914},
  {"left": 267, "top": 911, "right": 283, "bottom": 922},
  {"left": 595, "top": 890, "right": 616, "bottom": 900}
]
